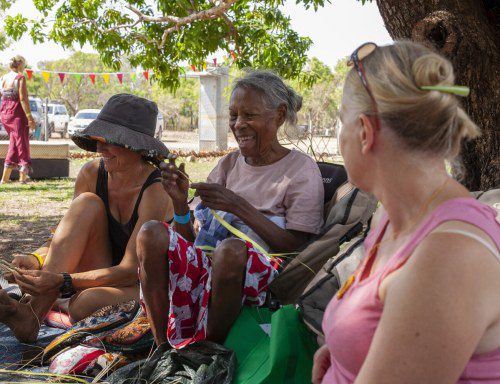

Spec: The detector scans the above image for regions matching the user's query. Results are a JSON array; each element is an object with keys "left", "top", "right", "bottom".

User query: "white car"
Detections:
[
  {"left": 68, "top": 109, "right": 101, "bottom": 136},
  {"left": 47, "top": 103, "right": 70, "bottom": 136}
]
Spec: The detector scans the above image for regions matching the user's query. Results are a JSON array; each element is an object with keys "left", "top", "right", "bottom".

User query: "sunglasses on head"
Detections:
[
  {"left": 347, "top": 42, "right": 380, "bottom": 130},
  {"left": 347, "top": 42, "right": 471, "bottom": 112}
]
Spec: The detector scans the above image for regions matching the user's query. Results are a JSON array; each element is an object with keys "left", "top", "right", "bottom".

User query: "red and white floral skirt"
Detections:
[{"left": 139, "top": 222, "right": 280, "bottom": 348}]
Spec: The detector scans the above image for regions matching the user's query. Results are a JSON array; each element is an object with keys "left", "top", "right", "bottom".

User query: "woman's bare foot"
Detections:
[{"left": 0, "top": 290, "right": 41, "bottom": 343}]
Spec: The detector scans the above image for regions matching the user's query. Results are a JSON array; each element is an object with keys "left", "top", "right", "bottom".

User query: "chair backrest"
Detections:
[
  {"left": 317, "top": 162, "right": 348, "bottom": 204},
  {"left": 269, "top": 164, "right": 377, "bottom": 304}
]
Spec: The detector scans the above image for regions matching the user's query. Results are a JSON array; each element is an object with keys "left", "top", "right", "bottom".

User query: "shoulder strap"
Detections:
[
  {"left": 433, "top": 229, "right": 499, "bottom": 261},
  {"left": 380, "top": 198, "right": 500, "bottom": 280},
  {"left": 129, "top": 168, "right": 162, "bottom": 221},
  {"left": 13, "top": 74, "right": 24, "bottom": 94}
]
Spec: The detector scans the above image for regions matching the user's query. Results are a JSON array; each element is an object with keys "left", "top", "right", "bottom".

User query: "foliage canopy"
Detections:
[{"left": 4, "top": 0, "right": 334, "bottom": 89}]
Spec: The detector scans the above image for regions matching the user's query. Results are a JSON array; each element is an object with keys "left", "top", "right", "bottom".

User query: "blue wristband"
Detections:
[{"left": 174, "top": 211, "right": 191, "bottom": 225}]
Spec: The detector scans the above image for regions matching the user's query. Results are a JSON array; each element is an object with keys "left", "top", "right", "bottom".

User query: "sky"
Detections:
[{"left": 0, "top": 0, "right": 392, "bottom": 70}]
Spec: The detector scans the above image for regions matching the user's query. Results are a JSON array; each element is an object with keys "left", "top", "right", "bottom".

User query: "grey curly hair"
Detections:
[{"left": 232, "top": 70, "right": 303, "bottom": 126}]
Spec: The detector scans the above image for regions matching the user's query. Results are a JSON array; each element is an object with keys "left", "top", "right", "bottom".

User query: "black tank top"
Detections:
[{"left": 95, "top": 159, "right": 161, "bottom": 266}]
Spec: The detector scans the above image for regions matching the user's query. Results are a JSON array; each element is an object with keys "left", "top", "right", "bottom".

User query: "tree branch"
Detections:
[
  {"left": 221, "top": 12, "right": 238, "bottom": 41},
  {"left": 125, "top": 0, "right": 238, "bottom": 48},
  {"left": 125, "top": 0, "right": 236, "bottom": 25}
]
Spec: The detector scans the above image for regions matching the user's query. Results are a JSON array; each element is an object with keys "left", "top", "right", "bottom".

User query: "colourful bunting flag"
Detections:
[
  {"left": 41, "top": 71, "right": 50, "bottom": 83},
  {"left": 74, "top": 73, "right": 82, "bottom": 85},
  {"left": 223, "top": 55, "right": 227, "bottom": 62},
  {"left": 230, "top": 51, "right": 237, "bottom": 61},
  {"left": 17, "top": 63, "right": 237, "bottom": 88}
]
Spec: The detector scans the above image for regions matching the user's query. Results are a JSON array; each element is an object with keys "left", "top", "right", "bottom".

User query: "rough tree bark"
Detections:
[{"left": 376, "top": 0, "right": 499, "bottom": 190}]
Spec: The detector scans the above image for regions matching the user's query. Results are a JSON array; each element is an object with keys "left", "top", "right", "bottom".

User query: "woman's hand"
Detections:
[
  {"left": 312, "top": 344, "right": 331, "bottom": 384},
  {"left": 13, "top": 270, "right": 63, "bottom": 296},
  {"left": 27, "top": 117, "right": 35, "bottom": 129},
  {"left": 191, "top": 182, "right": 245, "bottom": 214},
  {"left": 4, "top": 255, "right": 41, "bottom": 282},
  {"left": 12, "top": 255, "right": 42, "bottom": 271},
  {"left": 159, "top": 158, "right": 189, "bottom": 205}
]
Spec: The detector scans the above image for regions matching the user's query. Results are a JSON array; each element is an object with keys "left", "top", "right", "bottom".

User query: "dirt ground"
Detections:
[{"left": 0, "top": 180, "right": 73, "bottom": 261}]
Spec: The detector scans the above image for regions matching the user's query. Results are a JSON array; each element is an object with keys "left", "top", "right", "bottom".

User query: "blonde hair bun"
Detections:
[
  {"left": 345, "top": 40, "right": 480, "bottom": 159},
  {"left": 412, "top": 53, "right": 454, "bottom": 88}
]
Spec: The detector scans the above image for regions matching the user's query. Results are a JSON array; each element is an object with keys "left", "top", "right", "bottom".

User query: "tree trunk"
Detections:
[{"left": 376, "top": 0, "right": 499, "bottom": 190}]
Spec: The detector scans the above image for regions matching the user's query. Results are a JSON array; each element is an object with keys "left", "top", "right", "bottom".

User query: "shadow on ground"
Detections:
[{"left": 0, "top": 214, "right": 61, "bottom": 261}]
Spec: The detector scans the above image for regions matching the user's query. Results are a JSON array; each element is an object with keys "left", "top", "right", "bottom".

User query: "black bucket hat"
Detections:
[{"left": 71, "top": 94, "right": 170, "bottom": 162}]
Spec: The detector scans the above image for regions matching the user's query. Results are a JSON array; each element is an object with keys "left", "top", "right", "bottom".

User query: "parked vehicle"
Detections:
[
  {"left": 67, "top": 109, "right": 100, "bottom": 136},
  {"left": 47, "top": 103, "right": 70, "bottom": 137},
  {"left": 29, "top": 97, "right": 44, "bottom": 139},
  {"left": 156, "top": 112, "right": 164, "bottom": 140}
]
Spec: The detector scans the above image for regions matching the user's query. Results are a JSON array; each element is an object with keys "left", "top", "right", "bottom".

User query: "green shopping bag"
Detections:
[{"left": 224, "top": 305, "right": 318, "bottom": 384}]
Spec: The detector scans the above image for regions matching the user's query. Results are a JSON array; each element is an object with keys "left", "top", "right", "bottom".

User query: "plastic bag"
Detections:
[{"left": 107, "top": 341, "right": 235, "bottom": 384}]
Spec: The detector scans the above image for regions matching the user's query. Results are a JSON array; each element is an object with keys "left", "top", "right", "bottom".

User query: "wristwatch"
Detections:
[{"left": 60, "top": 272, "right": 76, "bottom": 298}]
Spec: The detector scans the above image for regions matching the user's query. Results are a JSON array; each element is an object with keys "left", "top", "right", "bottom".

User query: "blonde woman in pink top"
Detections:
[{"left": 313, "top": 41, "right": 500, "bottom": 384}]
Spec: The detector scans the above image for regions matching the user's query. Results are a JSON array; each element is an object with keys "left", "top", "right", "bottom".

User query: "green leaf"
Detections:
[{"left": 4, "top": 0, "right": 333, "bottom": 89}]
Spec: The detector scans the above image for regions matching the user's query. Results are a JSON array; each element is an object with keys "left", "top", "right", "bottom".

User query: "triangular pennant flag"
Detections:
[
  {"left": 74, "top": 73, "right": 82, "bottom": 85},
  {"left": 191, "top": 64, "right": 196, "bottom": 72},
  {"left": 203, "top": 63, "right": 207, "bottom": 70},
  {"left": 131, "top": 73, "right": 137, "bottom": 82},
  {"left": 58, "top": 73, "right": 65, "bottom": 83},
  {"left": 25, "top": 69, "right": 33, "bottom": 80},
  {"left": 223, "top": 55, "right": 227, "bottom": 62},
  {"left": 230, "top": 51, "right": 237, "bottom": 61},
  {"left": 89, "top": 74, "right": 96, "bottom": 85},
  {"left": 41, "top": 71, "right": 50, "bottom": 83},
  {"left": 116, "top": 73, "right": 123, "bottom": 84},
  {"left": 102, "top": 73, "right": 110, "bottom": 85},
  {"left": 213, "top": 58, "right": 217, "bottom": 66},
  {"left": 143, "top": 71, "right": 149, "bottom": 81}
]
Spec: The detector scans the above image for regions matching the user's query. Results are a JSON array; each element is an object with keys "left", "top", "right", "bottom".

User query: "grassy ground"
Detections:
[{"left": 0, "top": 156, "right": 219, "bottom": 261}]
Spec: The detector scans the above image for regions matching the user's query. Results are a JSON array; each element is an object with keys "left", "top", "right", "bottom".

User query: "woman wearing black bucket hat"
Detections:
[{"left": 0, "top": 94, "right": 173, "bottom": 343}]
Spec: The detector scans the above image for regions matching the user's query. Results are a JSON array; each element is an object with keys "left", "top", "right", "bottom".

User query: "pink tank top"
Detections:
[{"left": 322, "top": 197, "right": 500, "bottom": 383}]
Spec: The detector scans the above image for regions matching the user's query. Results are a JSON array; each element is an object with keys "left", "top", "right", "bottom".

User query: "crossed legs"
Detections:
[{"left": 0, "top": 192, "right": 137, "bottom": 342}]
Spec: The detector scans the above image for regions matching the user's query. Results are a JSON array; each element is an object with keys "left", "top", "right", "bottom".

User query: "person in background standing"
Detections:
[{"left": 0, "top": 55, "right": 35, "bottom": 183}]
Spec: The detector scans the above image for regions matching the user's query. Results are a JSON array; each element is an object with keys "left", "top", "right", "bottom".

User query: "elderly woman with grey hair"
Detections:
[{"left": 137, "top": 70, "right": 324, "bottom": 348}]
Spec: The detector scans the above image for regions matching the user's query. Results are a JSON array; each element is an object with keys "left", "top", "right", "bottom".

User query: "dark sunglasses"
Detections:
[{"left": 347, "top": 42, "right": 380, "bottom": 130}]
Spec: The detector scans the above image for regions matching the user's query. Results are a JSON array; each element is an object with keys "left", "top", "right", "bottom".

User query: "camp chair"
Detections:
[
  {"left": 317, "top": 161, "right": 348, "bottom": 203},
  {"left": 268, "top": 161, "right": 377, "bottom": 304}
]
